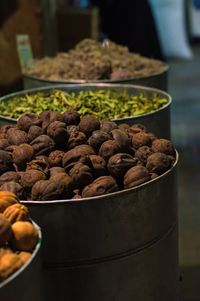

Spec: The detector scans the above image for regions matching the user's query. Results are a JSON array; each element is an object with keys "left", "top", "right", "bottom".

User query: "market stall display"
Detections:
[
  {"left": 23, "top": 39, "right": 168, "bottom": 90},
  {"left": 0, "top": 105, "right": 179, "bottom": 300},
  {"left": 0, "top": 84, "right": 171, "bottom": 138}
]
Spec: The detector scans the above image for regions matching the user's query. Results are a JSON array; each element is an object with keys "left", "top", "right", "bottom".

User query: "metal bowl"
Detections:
[
  {"left": 0, "top": 83, "right": 172, "bottom": 138},
  {"left": 23, "top": 63, "right": 169, "bottom": 91},
  {"left": 0, "top": 223, "right": 44, "bottom": 301},
  {"left": 21, "top": 152, "right": 179, "bottom": 301}
]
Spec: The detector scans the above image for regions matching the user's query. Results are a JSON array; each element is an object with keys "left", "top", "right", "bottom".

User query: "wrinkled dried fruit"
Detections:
[
  {"left": 88, "top": 130, "right": 111, "bottom": 151},
  {"left": 66, "top": 125, "right": 78, "bottom": 135},
  {"left": 146, "top": 152, "right": 171, "bottom": 175},
  {"left": 7, "top": 128, "right": 29, "bottom": 145},
  {"left": 99, "top": 140, "right": 120, "bottom": 161},
  {"left": 78, "top": 115, "right": 100, "bottom": 137},
  {"left": 49, "top": 167, "right": 65, "bottom": 176},
  {"left": 69, "top": 163, "right": 93, "bottom": 190},
  {"left": 48, "top": 150, "right": 65, "bottom": 167},
  {"left": 0, "top": 139, "right": 9, "bottom": 150},
  {"left": 89, "top": 155, "right": 107, "bottom": 178},
  {"left": 68, "top": 130, "right": 87, "bottom": 149},
  {"left": 0, "top": 252, "right": 23, "bottom": 281},
  {"left": 82, "top": 176, "right": 118, "bottom": 198},
  {"left": 0, "top": 125, "right": 15, "bottom": 137},
  {"left": 0, "top": 171, "right": 20, "bottom": 186},
  {"left": 0, "top": 191, "right": 19, "bottom": 213},
  {"left": 132, "top": 132, "right": 151, "bottom": 149},
  {"left": 40, "top": 110, "right": 61, "bottom": 131},
  {"left": 0, "top": 214, "right": 12, "bottom": 245},
  {"left": 61, "top": 109, "right": 80, "bottom": 125},
  {"left": 0, "top": 150, "right": 13, "bottom": 175},
  {"left": 62, "top": 144, "right": 95, "bottom": 172},
  {"left": 31, "top": 179, "right": 62, "bottom": 201},
  {"left": 111, "top": 129, "right": 130, "bottom": 152},
  {"left": 26, "top": 156, "right": 49, "bottom": 175},
  {"left": 50, "top": 172, "right": 73, "bottom": 198},
  {"left": 135, "top": 146, "right": 154, "bottom": 164},
  {"left": 0, "top": 182, "right": 25, "bottom": 199},
  {"left": 129, "top": 124, "right": 147, "bottom": 136},
  {"left": 28, "top": 125, "right": 44, "bottom": 141},
  {"left": 151, "top": 139, "right": 175, "bottom": 156},
  {"left": 11, "top": 221, "right": 38, "bottom": 251},
  {"left": 108, "top": 153, "right": 138, "bottom": 179},
  {"left": 12, "top": 144, "right": 34, "bottom": 170},
  {"left": 21, "top": 169, "right": 46, "bottom": 192},
  {"left": 30, "top": 135, "right": 56, "bottom": 156},
  {"left": 3, "top": 203, "right": 30, "bottom": 224},
  {"left": 124, "top": 165, "right": 150, "bottom": 188},
  {"left": 17, "top": 113, "right": 40, "bottom": 132},
  {"left": 18, "top": 251, "right": 32, "bottom": 264},
  {"left": 100, "top": 119, "right": 118, "bottom": 133},
  {"left": 47, "top": 121, "right": 69, "bottom": 147}
]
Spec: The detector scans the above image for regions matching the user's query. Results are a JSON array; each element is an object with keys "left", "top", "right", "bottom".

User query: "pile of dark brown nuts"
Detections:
[
  {"left": 0, "top": 191, "right": 39, "bottom": 282},
  {"left": 0, "top": 110, "right": 176, "bottom": 201}
]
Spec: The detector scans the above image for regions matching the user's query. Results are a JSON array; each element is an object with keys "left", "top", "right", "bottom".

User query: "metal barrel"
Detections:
[
  {"left": 23, "top": 64, "right": 168, "bottom": 91},
  {"left": 0, "top": 84, "right": 172, "bottom": 138},
  {"left": 21, "top": 152, "right": 179, "bottom": 301},
  {"left": 0, "top": 223, "right": 44, "bottom": 301}
]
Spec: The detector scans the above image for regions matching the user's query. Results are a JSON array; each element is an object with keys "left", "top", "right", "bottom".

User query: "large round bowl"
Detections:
[
  {"left": 21, "top": 152, "right": 179, "bottom": 301},
  {"left": 0, "top": 83, "right": 172, "bottom": 138},
  {"left": 23, "top": 64, "right": 169, "bottom": 91},
  {"left": 0, "top": 223, "right": 43, "bottom": 301}
]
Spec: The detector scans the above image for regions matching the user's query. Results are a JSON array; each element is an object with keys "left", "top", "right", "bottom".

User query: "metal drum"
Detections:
[
  {"left": 0, "top": 84, "right": 172, "bottom": 138},
  {"left": 22, "top": 152, "right": 179, "bottom": 301},
  {"left": 0, "top": 223, "right": 44, "bottom": 301},
  {"left": 23, "top": 64, "right": 168, "bottom": 91}
]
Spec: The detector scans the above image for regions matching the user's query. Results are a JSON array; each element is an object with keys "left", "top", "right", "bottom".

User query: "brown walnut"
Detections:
[
  {"left": 100, "top": 119, "right": 118, "bottom": 133},
  {"left": 0, "top": 150, "right": 13, "bottom": 175},
  {"left": 28, "top": 125, "right": 45, "bottom": 141},
  {"left": 111, "top": 129, "right": 130, "bottom": 152},
  {"left": 61, "top": 109, "right": 80, "bottom": 125},
  {"left": 88, "top": 130, "right": 111, "bottom": 151},
  {"left": 48, "top": 150, "right": 65, "bottom": 167},
  {"left": 30, "top": 135, "right": 56, "bottom": 156},
  {"left": 151, "top": 139, "right": 175, "bottom": 156},
  {"left": 78, "top": 115, "right": 100, "bottom": 137},
  {"left": 21, "top": 169, "right": 47, "bottom": 192},
  {"left": 7, "top": 128, "right": 29, "bottom": 145},
  {"left": 146, "top": 152, "right": 171, "bottom": 175},
  {"left": 124, "top": 165, "right": 150, "bottom": 188},
  {"left": 132, "top": 132, "right": 152, "bottom": 149},
  {"left": 89, "top": 155, "right": 107, "bottom": 178},
  {"left": 47, "top": 121, "right": 69, "bottom": 148},
  {"left": 31, "top": 179, "right": 62, "bottom": 201},
  {"left": 0, "top": 171, "right": 20, "bottom": 186},
  {"left": 50, "top": 172, "right": 73, "bottom": 198},
  {"left": 98, "top": 140, "right": 120, "bottom": 161},
  {"left": 135, "top": 146, "right": 154, "bottom": 165},
  {"left": 108, "top": 153, "right": 138, "bottom": 179},
  {"left": 12, "top": 144, "right": 34, "bottom": 170},
  {"left": 68, "top": 130, "right": 87, "bottom": 149},
  {"left": 82, "top": 176, "right": 118, "bottom": 198},
  {"left": 17, "top": 113, "right": 41, "bottom": 132},
  {"left": 69, "top": 162, "right": 93, "bottom": 190},
  {"left": 0, "top": 182, "right": 25, "bottom": 199}
]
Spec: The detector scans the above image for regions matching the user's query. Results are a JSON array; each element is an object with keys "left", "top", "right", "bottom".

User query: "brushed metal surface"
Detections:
[
  {"left": 23, "top": 64, "right": 168, "bottom": 91},
  {"left": 43, "top": 223, "right": 179, "bottom": 301},
  {"left": 22, "top": 152, "right": 178, "bottom": 264}
]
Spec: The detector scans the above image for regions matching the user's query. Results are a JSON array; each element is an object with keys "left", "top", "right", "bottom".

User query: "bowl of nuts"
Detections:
[
  {"left": 0, "top": 84, "right": 171, "bottom": 138},
  {"left": 0, "top": 191, "right": 43, "bottom": 301},
  {"left": 0, "top": 109, "right": 178, "bottom": 301}
]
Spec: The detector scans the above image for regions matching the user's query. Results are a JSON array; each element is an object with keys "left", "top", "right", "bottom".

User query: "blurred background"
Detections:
[{"left": 0, "top": 1, "right": 200, "bottom": 300}]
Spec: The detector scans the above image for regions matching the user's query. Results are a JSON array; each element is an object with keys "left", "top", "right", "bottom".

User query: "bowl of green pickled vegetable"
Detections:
[{"left": 0, "top": 84, "right": 171, "bottom": 138}]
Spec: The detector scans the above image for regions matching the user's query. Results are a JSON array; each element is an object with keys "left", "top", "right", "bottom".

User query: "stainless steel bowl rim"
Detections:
[
  {"left": 0, "top": 83, "right": 171, "bottom": 123},
  {"left": 0, "top": 222, "right": 42, "bottom": 289},
  {"left": 22, "top": 63, "right": 169, "bottom": 84},
  {"left": 21, "top": 150, "right": 178, "bottom": 205}
]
